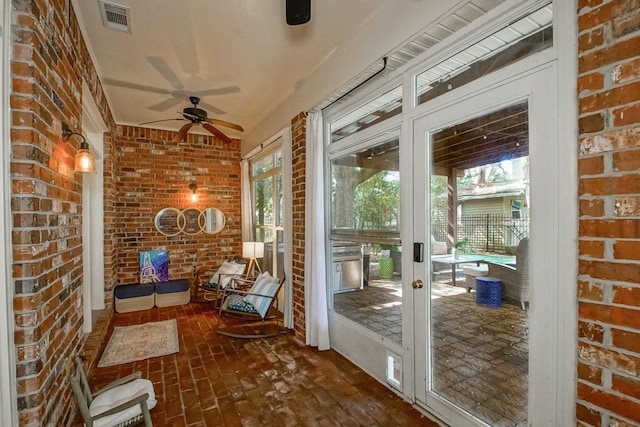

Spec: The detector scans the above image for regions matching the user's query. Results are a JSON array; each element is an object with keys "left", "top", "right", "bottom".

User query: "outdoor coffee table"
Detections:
[{"left": 431, "top": 256, "right": 484, "bottom": 286}]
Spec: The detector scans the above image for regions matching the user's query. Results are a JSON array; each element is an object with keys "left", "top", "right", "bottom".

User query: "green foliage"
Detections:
[
  {"left": 454, "top": 238, "right": 473, "bottom": 254},
  {"left": 430, "top": 175, "right": 448, "bottom": 217},
  {"left": 354, "top": 171, "right": 399, "bottom": 230}
]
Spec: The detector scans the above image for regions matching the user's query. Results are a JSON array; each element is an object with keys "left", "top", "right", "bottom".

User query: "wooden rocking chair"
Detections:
[{"left": 215, "top": 272, "right": 286, "bottom": 339}]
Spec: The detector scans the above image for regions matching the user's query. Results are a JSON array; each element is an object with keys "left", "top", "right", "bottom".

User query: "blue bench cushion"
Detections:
[
  {"left": 114, "top": 283, "right": 155, "bottom": 299},
  {"left": 154, "top": 279, "right": 190, "bottom": 294}
]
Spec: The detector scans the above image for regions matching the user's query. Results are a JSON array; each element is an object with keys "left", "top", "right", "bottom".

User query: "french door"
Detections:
[{"left": 412, "top": 65, "right": 562, "bottom": 426}]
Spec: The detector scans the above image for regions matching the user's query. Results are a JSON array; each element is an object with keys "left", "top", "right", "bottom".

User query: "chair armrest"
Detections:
[
  {"left": 219, "top": 287, "right": 251, "bottom": 297},
  {"left": 487, "top": 262, "right": 517, "bottom": 285},
  {"left": 94, "top": 372, "right": 142, "bottom": 396},
  {"left": 91, "top": 392, "right": 150, "bottom": 420}
]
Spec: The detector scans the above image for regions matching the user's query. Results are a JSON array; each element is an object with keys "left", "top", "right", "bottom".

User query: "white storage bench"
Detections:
[
  {"left": 114, "top": 279, "right": 191, "bottom": 313},
  {"left": 155, "top": 279, "right": 190, "bottom": 307},
  {"left": 114, "top": 282, "right": 155, "bottom": 313}
]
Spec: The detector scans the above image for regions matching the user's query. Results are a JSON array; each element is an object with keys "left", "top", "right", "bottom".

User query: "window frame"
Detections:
[{"left": 249, "top": 142, "right": 284, "bottom": 276}]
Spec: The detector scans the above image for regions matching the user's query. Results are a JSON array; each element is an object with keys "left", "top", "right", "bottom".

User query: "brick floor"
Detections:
[{"left": 75, "top": 302, "right": 441, "bottom": 426}]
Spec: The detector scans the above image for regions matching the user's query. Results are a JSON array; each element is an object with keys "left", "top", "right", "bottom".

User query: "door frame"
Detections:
[
  {"left": 1, "top": 0, "right": 18, "bottom": 423},
  {"left": 81, "top": 80, "right": 107, "bottom": 333}
]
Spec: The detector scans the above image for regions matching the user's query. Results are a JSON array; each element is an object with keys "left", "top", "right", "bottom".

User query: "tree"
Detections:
[{"left": 354, "top": 171, "right": 400, "bottom": 230}]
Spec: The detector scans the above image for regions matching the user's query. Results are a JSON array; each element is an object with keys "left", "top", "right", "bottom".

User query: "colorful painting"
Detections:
[{"left": 140, "top": 250, "right": 169, "bottom": 283}]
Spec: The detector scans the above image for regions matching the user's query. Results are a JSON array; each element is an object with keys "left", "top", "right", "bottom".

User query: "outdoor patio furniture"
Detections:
[
  {"left": 432, "top": 256, "right": 484, "bottom": 287},
  {"left": 463, "top": 264, "right": 488, "bottom": 292},
  {"left": 487, "top": 238, "right": 529, "bottom": 309}
]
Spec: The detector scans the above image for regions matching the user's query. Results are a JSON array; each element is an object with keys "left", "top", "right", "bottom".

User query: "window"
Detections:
[
  {"left": 416, "top": 4, "right": 553, "bottom": 106},
  {"left": 330, "top": 136, "right": 400, "bottom": 242},
  {"left": 328, "top": 133, "right": 403, "bottom": 345},
  {"left": 329, "top": 85, "right": 402, "bottom": 143},
  {"left": 251, "top": 146, "right": 284, "bottom": 277}
]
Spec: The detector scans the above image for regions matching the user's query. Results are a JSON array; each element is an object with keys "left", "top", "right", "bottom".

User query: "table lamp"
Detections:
[{"left": 243, "top": 242, "right": 264, "bottom": 279}]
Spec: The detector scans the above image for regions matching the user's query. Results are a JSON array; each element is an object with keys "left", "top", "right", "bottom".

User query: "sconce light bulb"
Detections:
[
  {"left": 80, "top": 156, "right": 90, "bottom": 171},
  {"left": 191, "top": 193, "right": 197, "bottom": 202}
]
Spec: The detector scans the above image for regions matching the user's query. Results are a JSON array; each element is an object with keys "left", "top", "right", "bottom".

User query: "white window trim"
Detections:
[
  {"left": 1, "top": 0, "right": 18, "bottom": 423},
  {"left": 244, "top": 128, "right": 293, "bottom": 328}
]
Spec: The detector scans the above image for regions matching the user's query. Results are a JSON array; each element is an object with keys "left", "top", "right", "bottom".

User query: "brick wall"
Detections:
[
  {"left": 10, "top": 1, "right": 116, "bottom": 425},
  {"left": 113, "top": 126, "right": 242, "bottom": 293},
  {"left": 290, "top": 112, "right": 307, "bottom": 342},
  {"left": 577, "top": 1, "right": 640, "bottom": 425}
]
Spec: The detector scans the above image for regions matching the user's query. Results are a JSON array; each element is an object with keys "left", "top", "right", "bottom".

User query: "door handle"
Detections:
[{"left": 412, "top": 279, "right": 424, "bottom": 289}]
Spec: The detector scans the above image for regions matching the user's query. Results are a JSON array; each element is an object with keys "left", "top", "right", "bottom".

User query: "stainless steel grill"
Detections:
[{"left": 331, "top": 242, "right": 363, "bottom": 292}]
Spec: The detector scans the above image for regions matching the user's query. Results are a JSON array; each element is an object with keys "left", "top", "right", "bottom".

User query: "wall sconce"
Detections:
[
  {"left": 62, "top": 123, "right": 97, "bottom": 174},
  {"left": 189, "top": 181, "right": 198, "bottom": 202}
]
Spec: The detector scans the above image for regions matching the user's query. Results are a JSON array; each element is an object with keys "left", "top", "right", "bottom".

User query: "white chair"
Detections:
[{"left": 70, "top": 356, "right": 157, "bottom": 427}]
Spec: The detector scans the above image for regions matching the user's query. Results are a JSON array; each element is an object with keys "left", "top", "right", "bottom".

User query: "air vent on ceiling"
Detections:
[{"left": 99, "top": 1, "right": 132, "bottom": 33}]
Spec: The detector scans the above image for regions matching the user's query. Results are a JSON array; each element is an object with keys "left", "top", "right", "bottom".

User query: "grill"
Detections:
[{"left": 331, "top": 242, "right": 363, "bottom": 292}]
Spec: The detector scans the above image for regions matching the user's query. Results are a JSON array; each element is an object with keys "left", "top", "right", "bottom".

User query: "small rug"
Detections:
[{"left": 98, "top": 319, "right": 179, "bottom": 367}]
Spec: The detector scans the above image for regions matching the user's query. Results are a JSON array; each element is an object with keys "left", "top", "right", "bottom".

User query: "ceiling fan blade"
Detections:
[
  {"left": 139, "top": 118, "right": 187, "bottom": 126},
  {"left": 174, "top": 123, "right": 194, "bottom": 142},
  {"left": 148, "top": 56, "right": 185, "bottom": 90},
  {"left": 102, "top": 77, "right": 170, "bottom": 95},
  {"left": 198, "top": 100, "right": 226, "bottom": 115},
  {"left": 148, "top": 97, "right": 183, "bottom": 112},
  {"left": 205, "top": 117, "right": 244, "bottom": 132},
  {"left": 203, "top": 123, "right": 232, "bottom": 144},
  {"left": 195, "top": 86, "right": 241, "bottom": 97}
]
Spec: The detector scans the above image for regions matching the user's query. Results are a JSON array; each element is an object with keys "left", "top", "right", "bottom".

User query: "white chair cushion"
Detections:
[
  {"left": 209, "top": 261, "right": 245, "bottom": 288},
  {"left": 244, "top": 272, "right": 280, "bottom": 318},
  {"left": 432, "top": 241, "right": 448, "bottom": 255},
  {"left": 463, "top": 264, "right": 488, "bottom": 276},
  {"left": 90, "top": 378, "right": 157, "bottom": 427}
]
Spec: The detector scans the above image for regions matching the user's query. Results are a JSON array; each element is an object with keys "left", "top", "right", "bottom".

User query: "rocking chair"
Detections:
[
  {"left": 194, "top": 258, "right": 246, "bottom": 305},
  {"left": 215, "top": 272, "right": 285, "bottom": 339}
]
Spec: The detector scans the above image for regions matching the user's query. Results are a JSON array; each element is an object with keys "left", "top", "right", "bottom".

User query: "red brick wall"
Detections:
[
  {"left": 10, "top": 1, "right": 116, "bottom": 425},
  {"left": 577, "top": 1, "right": 640, "bottom": 425},
  {"left": 290, "top": 112, "right": 307, "bottom": 342},
  {"left": 113, "top": 126, "right": 242, "bottom": 292}
]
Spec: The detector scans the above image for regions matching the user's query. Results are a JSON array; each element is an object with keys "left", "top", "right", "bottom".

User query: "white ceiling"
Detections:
[{"left": 73, "top": 0, "right": 386, "bottom": 140}]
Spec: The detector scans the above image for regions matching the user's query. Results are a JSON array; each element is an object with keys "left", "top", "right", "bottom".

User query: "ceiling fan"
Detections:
[
  {"left": 140, "top": 96, "right": 244, "bottom": 143},
  {"left": 103, "top": 56, "right": 240, "bottom": 113}
]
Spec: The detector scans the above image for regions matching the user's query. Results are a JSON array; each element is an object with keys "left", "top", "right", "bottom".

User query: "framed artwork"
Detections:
[{"left": 140, "top": 250, "right": 169, "bottom": 283}]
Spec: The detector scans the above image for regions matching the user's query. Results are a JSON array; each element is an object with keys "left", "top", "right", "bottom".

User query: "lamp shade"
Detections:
[
  {"left": 74, "top": 142, "right": 97, "bottom": 174},
  {"left": 243, "top": 242, "right": 264, "bottom": 259}
]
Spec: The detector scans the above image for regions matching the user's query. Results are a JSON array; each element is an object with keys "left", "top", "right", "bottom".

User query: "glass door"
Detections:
[{"left": 412, "top": 66, "right": 559, "bottom": 426}]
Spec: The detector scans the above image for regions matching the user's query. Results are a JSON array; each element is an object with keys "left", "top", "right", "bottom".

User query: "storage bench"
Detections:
[
  {"left": 114, "top": 279, "right": 191, "bottom": 313},
  {"left": 155, "top": 279, "right": 190, "bottom": 307},
  {"left": 114, "top": 282, "right": 155, "bottom": 313}
]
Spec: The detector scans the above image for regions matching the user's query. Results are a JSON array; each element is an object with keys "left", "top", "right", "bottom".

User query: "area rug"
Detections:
[{"left": 98, "top": 319, "right": 179, "bottom": 367}]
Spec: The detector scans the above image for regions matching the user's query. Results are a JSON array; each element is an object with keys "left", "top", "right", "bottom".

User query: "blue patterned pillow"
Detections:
[
  {"left": 227, "top": 294, "right": 258, "bottom": 314},
  {"left": 243, "top": 272, "right": 280, "bottom": 318}
]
